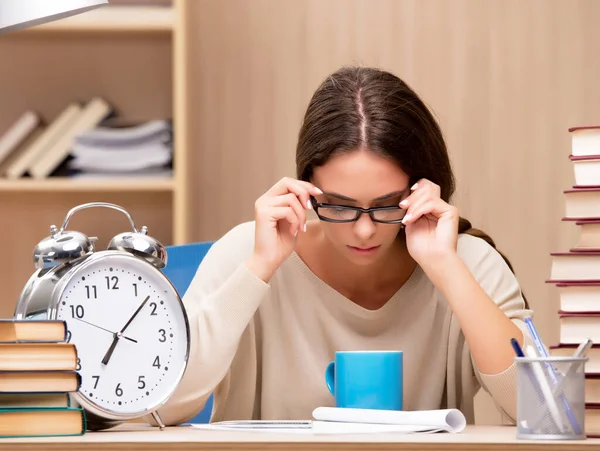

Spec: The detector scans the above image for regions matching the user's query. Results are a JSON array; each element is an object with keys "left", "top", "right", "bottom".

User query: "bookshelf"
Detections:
[
  {"left": 0, "top": 178, "right": 175, "bottom": 192},
  {"left": 0, "top": 1, "right": 189, "bottom": 316},
  {"left": 21, "top": 6, "right": 174, "bottom": 33}
]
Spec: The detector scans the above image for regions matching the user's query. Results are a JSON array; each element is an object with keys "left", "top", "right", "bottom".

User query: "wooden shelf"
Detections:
[
  {"left": 20, "top": 6, "right": 173, "bottom": 34},
  {"left": 0, "top": 178, "right": 175, "bottom": 192}
]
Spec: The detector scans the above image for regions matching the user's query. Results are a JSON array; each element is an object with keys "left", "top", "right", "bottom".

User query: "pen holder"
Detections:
[{"left": 516, "top": 356, "right": 587, "bottom": 440}]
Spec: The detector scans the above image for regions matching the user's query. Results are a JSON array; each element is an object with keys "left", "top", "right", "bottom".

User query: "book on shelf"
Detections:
[
  {"left": 3, "top": 103, "right": 81, "bottom": 179},
  {"left": 0, "top": 126, "right": 45, "bottom": 177},
  {"left": 0, "top": 99, "right": 175, "bottom": 180},
  {"left": 29, "top": 97, "right": 113, "bottom": 179},
  {"left": 0, "top": 111, "right": 41, "bottom": 168}
]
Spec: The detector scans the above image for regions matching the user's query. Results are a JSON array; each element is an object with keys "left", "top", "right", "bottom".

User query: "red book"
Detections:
[
  {"left": 557, "top": 311, "right": 600, "bottom": 345},
  {"left": 569, "top": 125, "right": 600, "bottom": 161},
  {"left": 563, "top": 217, "right": 600, "bottom": 221},
  {"left": 546, "top": 281, "right": 600, "bottom": 312},
  {"left": 569, "top": 126, "right": 600, "bottom": 132},
  {"left": 569, "top": 153, "right": 600, "bottom": 187},
  {"left": 548, "top": 251, "right": 600, "bottom": 282},
  {"left": 563, "top": 187, "right": 600, "bottom": 220},
  {"left": 585, "top": 404, "right": 600, "bottom": 437}
]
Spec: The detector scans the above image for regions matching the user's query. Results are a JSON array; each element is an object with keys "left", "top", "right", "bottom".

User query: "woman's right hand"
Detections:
[{"left": 245, "top": 177, "right": 322, "bottom": 282}]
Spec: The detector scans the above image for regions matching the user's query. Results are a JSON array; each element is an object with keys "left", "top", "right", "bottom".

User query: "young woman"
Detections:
[{"left": 156, "top": 66, "right": 533, "bottom": 426}]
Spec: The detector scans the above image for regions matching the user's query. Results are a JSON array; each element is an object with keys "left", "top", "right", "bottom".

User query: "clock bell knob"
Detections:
[
  {"left": 32, "top": 225, "right": 94, "bottom": 270},
  {"left": 107, "top": 225, "right": 167, "bottom": 269}
]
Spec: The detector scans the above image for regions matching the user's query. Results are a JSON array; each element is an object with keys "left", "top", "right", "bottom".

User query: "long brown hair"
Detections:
[{"left": 296, "top": 66, "right": 527, "bottom": 307}]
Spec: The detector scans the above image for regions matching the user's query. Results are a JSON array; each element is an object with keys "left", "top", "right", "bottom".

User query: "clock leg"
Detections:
[{"left": 151, "top": 411, "right": 166, "bottom": 430}]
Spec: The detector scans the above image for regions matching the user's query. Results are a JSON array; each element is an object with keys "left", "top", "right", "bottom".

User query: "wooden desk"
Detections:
[{"left": 0, "top": 424, "right": 599, "bottom": 451}]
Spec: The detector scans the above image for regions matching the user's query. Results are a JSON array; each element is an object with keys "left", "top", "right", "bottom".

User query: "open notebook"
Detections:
[{"left": 191, "top": 407, "right": 467, "bottom": 434}]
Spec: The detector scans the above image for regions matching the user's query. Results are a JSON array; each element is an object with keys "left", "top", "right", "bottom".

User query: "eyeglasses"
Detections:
[{"left": 310, "top": 197, "right": 406, "bottom": 224}]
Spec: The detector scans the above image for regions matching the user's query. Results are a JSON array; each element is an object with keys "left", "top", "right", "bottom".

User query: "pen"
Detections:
[
  {"left": 511, "top": 338, "right": 563, "bottom": 432},
  {"left": 510, "top": 337, "right": 525, "bottom": 357},
  {"left": 524, "top": 345, "right": 566, "bottom": 432},
  {"left": 525, "top": 317, "right": 551, "bottom": 360},
  {"left": 573, "top": 337, "right": 593, "bottom": 359},
  {"left": 524, "top": 317, "right": 582, "bottom": 435},
  {"left": 549, "top": 338, "right": 592, "bottom": 397},
  {"left": 528, "top": 338, "right": 592, "bottom": 432}
]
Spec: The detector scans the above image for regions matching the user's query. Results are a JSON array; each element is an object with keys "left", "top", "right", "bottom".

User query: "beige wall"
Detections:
[{"left": 183, "top": 0, "right": 600, "bottom": 423}]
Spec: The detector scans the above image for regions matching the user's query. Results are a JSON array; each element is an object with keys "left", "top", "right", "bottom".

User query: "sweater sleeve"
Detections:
[
  {"left": 152, "top": 221, "right": 270, "bottom": 426},
  {"left": 456, "top": 234, "right": 536, "bottom": 424}
]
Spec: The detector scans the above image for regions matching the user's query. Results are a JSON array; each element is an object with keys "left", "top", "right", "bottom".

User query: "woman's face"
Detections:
[{"left": 311, "top": 149, "right": 411, "bottom": 266}]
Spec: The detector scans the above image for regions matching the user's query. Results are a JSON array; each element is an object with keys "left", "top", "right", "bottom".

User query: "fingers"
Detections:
[
  {"left": 409, "top": 178, "right": 440, "bottom": 197},
  {"left": 399, "top": 179, "right": 454, "bottom": 225},
  {"left": 256, "top": 177, "right": 321, "bottom": 235},
  {"left": 267, "top": 177, "right": 323, "bottom": 210},
  {"left": 272, "top": 193, "right": 307, "bottom": 233},
  {"left": 402, "top": 198, "right": 440, "bottom": 225},
  {"left": 264, "top": 206, "right": 301, "bottom": 234}
]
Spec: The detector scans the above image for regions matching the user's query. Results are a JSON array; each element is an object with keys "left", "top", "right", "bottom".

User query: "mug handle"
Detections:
[{"left": 325, "top": 361, "right": 335, "bottom": 395}]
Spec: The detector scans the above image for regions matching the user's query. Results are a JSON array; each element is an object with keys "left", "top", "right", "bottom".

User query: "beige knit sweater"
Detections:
[{"left": 154, "top": 221, "right": 533, "bottom": 426}]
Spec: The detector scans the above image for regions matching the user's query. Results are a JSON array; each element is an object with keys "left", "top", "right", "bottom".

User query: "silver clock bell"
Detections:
[{"left": 32, "top": 202, "right": 167, "bottom": 271}]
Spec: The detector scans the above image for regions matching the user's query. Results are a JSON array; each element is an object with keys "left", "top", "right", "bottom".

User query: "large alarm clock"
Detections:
[{"left": 14, "top": 202, "right": 190, "bottom": 431}]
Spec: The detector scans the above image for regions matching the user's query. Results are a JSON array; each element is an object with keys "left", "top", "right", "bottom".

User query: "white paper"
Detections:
[
  {"left": 190, "top": 407, "right": 467, "bottom": 435},
  {"left": 312, "top": 407, "right": 466, "bottom": 433}
]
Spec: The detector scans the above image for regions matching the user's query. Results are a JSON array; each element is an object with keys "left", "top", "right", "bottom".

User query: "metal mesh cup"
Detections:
[{"left": 516, "top": 356, "right": 587, "bottom": 440}]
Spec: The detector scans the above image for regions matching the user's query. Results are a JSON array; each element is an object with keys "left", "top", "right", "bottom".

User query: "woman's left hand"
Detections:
[{"left": 400, "top": 178, "right": 459, "bottom": 267}]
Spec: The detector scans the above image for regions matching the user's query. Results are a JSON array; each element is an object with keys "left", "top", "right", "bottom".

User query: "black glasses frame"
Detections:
[{"left": 310, "top": 197, "right": 406, "bottom": 224}]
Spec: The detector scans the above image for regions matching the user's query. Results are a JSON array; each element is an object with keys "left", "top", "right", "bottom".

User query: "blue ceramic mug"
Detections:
[{"left": 325, "top": 350, "right": 403, "bottom": 410}]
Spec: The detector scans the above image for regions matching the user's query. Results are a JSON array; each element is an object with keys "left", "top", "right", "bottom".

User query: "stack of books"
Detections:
[
  {"left": 0, "top": 99, "right": 173, "bottom": 180},
  {"left": 548, "top": 125, "right": 600, "bottom": 437},
  {"left": 0, "top": 319, "right": 85, "bottom": 437}
]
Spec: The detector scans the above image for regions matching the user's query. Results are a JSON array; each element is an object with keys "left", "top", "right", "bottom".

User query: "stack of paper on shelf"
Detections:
[
  {"left": 548, "top": 125, "right": 600, "bottom": 437},
  {"left": 67, "top": 118, "right": 173, "bottom": 179},
  {"left": 0, "top": 319, "right": 85, "bottom": 437},
  {"left": 0, "top": 97, "right": 173, "bottom": 181}
]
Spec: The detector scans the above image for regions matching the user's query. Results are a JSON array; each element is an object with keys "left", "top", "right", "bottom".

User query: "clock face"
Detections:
[{"left": 55, "top": 252, "right": 189, "bottom": 417}]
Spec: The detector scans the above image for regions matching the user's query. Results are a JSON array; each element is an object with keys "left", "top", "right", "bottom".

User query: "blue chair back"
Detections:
[{"left": 162, "top": 241, "right": 215, "bottom": 424}]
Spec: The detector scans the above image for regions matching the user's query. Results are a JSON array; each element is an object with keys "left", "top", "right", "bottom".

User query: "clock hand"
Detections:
[
  {"left": 73, "top": 318, "right": 138, "bottom": 343},
  {"left": 101, "top": 296, "right": 150, "bottom": 366},
  {"left": 119, "top": 295, "right": 150, "bottom": 333},
  {"left": 101, "top": 333, "right": 120, "bottom": 365}
]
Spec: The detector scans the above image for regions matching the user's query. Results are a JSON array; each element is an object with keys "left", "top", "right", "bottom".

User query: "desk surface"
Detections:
[{"left": 0, "top": 425, "right": 599, "bottom": 451}]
